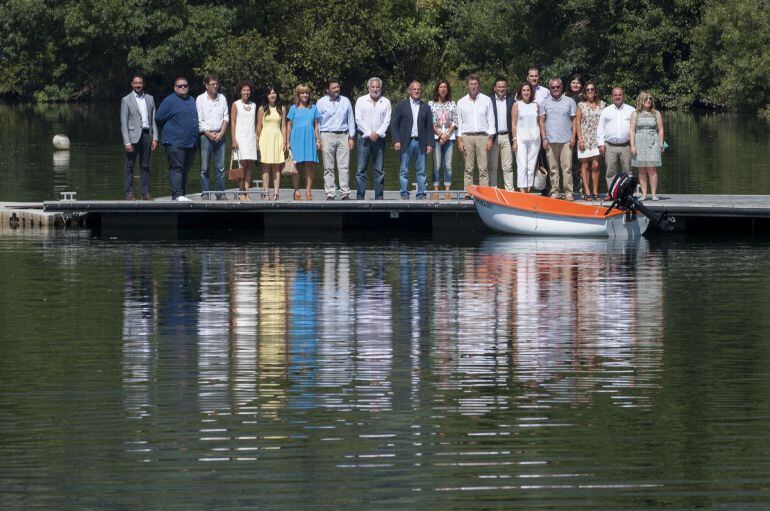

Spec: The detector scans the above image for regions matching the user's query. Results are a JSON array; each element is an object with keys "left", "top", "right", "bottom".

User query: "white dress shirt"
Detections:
[
  {"left": 533, "top": 85, "right": 550, "bottom": 106},
  {"left": 355, "top": 95, "right": 392, "bottom": 138},
  {"left": 495, "top": 95, "right": 509, "bottom": 133},
  {"left": 134, "top": 92, "right": 149, "bottom": 129},
  {"left": 410, "top": 99, "right": 421, "bottom": 137},
  {"left": 456, "top": 93, "right": 495, "bottom": 137},
  {"left": 196, "top": 92, "right": 229, "bottom": 133},
  {"left": 597, "top": 103, "right": 635, "bottom": 145}
]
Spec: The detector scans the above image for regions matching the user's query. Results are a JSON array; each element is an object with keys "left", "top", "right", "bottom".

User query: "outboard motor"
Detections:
[{"left": 605, "top": 174, "right": 675, "bottom": 232}]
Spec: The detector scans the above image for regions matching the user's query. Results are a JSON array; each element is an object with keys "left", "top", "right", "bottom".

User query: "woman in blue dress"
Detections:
[{"left": 286, "top": 84, "right": 321, "bottom": 200}]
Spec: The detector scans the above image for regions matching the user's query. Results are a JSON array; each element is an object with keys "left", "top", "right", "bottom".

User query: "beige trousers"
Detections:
[
  {"left": 546, "top": 142, "right": 574, "bottom": 195},
  {"left": 320, "top": 132, "right": 351, "bottom": 198},
  {"left": 488, "top": 134, "right": 514, "bottom": 190},
  {"left": 604, "top": 143, "right": 632, "bottom": 189},
  {"left": 461, "top": 134, "right": 489, "bottom": 188}
]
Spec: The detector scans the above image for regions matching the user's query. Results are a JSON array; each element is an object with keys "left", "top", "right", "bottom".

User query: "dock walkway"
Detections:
[{"left": 4, "top": 190, "right": 770, "bottom": 235}]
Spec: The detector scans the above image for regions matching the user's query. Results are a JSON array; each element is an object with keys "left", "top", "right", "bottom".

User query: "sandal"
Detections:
[
  {"left": 293, "top": 190, "right": 302, "bottom": 201},
  {"left": 306, "top": 192, "right": 313, "bottom": 201}
]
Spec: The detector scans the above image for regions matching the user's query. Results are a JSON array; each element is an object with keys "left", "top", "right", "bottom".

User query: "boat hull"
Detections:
[{"left": 469, "top": 186, "right": 649, "bottom": 239}]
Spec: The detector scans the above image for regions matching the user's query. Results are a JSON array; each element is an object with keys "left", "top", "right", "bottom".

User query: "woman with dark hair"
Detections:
[
  {"left": 576, "top": 81, "right": 605, "bottom": 200},
  {"left": 230, "top": 80, "right": 258, "bottom": 200},
  {"left": 567, "top": 74, "right": 585, "bottom": 100},
  {"left": 510, "top": 82, "right": 545, "bottom": 192},
  {"left": 428, "top": 80, "right": 457, "bottom": 199},
  {"left": 286, "top": 84, "right": 321, "bottom": 200},
  {"left": 257, "top": 85, "right": 286, "bottom": 200}
]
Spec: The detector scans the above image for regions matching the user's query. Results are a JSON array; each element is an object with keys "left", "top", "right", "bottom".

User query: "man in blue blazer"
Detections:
[
  {"left": 120, "top": 75, "right": 158, "bottom": 200},
  {"left": 391, "top": 81, "right": 434, "bottom": 199}
]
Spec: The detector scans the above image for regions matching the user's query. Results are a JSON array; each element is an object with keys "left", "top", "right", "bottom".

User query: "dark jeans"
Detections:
[
  {"left": 165, "top": 145, "right": 196, "bottom": 199},
  {"left": 199, "top": 134, "right": 226, "bottom": 193},
  {"left": 356, "top": 135, "right": 385, "bottom": 199},
  {"left": 124, "top": 131, "right": 152, "bottom": 197}
]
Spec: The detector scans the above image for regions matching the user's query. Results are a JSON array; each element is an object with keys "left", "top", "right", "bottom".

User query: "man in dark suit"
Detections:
[
  {"left": 489, "top": 77, "right": 516, "bottom": 190},
  {"left": 391, "top": 81, "right": 434, "bottom": 199},
  {"left": 120, "top": 75, "right": 158, "bottom": 200}
]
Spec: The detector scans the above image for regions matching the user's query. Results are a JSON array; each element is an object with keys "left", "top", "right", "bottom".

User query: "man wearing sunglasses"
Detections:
[
  {"left": 541, "top": 78, "right": 577, "bottom": 200},
  {"left": 156, "top": 77, "right": 200, "bottom": 201}
]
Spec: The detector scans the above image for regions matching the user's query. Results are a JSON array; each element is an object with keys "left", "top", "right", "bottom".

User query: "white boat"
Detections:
[{"left": 468, "top": 186, "right": 649, "bottom": 238}]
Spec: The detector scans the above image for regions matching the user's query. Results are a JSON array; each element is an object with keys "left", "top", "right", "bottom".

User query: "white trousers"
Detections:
[{"left": 516, "top": 137, "right": 540, "bottom": 189}]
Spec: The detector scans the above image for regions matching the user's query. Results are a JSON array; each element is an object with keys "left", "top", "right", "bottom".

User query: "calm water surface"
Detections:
[
  {"left": 1, "top": 103, "right": 770, "bottom": 201},
  {"left": 2, "top": 234, "right": 770, "bottom": 509}
]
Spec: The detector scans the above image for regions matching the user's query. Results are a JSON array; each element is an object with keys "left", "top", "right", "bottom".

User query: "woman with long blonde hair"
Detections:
[
  {"left": 286, "top": 84, "right": 321, "bottom": 200},
  {"left": 630, "top": 91, "right": 665, "bottom": 200}
]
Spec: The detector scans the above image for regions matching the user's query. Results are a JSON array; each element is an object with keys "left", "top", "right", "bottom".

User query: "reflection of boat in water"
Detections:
[
  {"left": 478, "top": 234, "right": 649, "bottom": 255},
  {"left": 468, "top": 185, "right": 649, "bottom": 238}
]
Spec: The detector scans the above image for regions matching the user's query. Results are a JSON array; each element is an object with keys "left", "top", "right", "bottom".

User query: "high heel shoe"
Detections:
[
  {"left": 293, "top": 190, "right": 302, "bottom": 201},
  {"left": 306, "top": 192, "right": 313, "bottom": 201}
]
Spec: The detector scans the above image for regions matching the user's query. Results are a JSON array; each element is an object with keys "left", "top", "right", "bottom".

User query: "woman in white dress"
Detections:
[
  {"left": 510, "top": 82, "right": 546, "bottom": 192},
  {"left": 230, "top": 80, "right": 258, "bottom": 200}
]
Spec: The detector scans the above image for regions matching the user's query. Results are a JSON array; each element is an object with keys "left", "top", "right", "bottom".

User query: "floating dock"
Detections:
[{"left": 3, "top": 191, "right": 770, "bottom": 237}]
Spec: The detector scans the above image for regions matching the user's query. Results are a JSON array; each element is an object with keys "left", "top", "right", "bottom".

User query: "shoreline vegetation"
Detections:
[{"left": 1, "top": 0, "right": 769, "bottom": 118}]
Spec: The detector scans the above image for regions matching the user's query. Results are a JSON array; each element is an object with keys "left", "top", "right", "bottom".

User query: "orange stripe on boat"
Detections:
[{"left": 467, "top": 186, "right": 624, "bottom": 219}]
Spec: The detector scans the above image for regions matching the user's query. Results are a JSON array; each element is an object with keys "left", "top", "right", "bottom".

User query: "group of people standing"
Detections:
[
  {"left": 120, "top": 69, "right": 665, "bottom": 202},
  {"left": 446, "top": 68, "right": 666, "bottom": 201}
]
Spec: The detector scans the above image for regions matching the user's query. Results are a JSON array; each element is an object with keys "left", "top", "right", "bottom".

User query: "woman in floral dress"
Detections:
[{"left": 575, "top": 81, "right": 606, "bottom": 200}]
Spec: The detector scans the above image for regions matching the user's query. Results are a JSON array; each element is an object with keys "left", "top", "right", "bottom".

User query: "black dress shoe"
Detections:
[
  {"left": 340, "top": 195, "right": 350, "bottom": 200},
  {"left": 326, "top": 195, "right": 335, "bottom": 201}
]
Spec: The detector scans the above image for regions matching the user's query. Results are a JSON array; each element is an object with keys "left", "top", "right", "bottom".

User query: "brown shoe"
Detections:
[
  {"left": 306, "top": 192, "right": 313, "bottom": 201},
  {"left": 293, "top": 190, "right": 302, "bottom": 201}
]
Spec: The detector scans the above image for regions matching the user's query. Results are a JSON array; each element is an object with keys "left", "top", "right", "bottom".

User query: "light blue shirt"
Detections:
[
  {"left": 410, "top": 99, "right": 421, "bottom": 137},
  {"left": 317, "top": 94, "right": 356, "bottom": 137},
  {"left": 542, "top": 94, "right": 576, "bottom": 144}
]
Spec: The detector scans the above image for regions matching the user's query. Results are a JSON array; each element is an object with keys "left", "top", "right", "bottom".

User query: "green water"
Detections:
[
  {"left": 3, "top": 103, "right": 770, "bottom": 509},
  {"left": 2, "top": 235, "right": 770, "bottom": 509},
  {"left": 1, "top": 103, "right": 769, "bottom": 201}
]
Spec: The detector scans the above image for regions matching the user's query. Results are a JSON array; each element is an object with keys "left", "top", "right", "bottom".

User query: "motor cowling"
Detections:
[{"left": 605, "top": 173, "right": 676, "bottom": 232}]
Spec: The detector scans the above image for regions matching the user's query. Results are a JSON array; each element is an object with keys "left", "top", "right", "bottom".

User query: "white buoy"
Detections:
[{"left": 53, "top": 134, "right": 70, "bottom": 150}]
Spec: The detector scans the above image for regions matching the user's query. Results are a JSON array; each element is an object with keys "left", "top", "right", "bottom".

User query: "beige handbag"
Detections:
[{"left": 280, "top": 150, "right": 298, "bottom": 176}]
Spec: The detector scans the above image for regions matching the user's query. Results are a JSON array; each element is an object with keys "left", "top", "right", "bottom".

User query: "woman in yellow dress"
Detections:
[{"left": 257, "top": 86, "right": 287, "bottom": 200}]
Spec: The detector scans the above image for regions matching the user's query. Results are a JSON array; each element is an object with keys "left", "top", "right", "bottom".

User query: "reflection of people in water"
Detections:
[
  {"left": 257, "top": 247, "right": 290, "bottom": 417},
  {"left": 354, "top": 250, "right": 393, "bottom": 411},
  {"left": 228, "top": 249, "right": 259, "bottom": 409},
  {"left": 317, "top": 247, "right": 354, "bottom": 398},
  {"left": 122, "top": 247, "right": 158, "bottom": 419},
  {"left": 158, "top": 249, "right": 199, "bottom": 412},
  {"left": 289, "top": 258, "right": 318, "bottom": 410},
  {"left": 479, "top": 238, "right": 664, "bottom": 409},
  {"left": 197, "top": 247, "right": 231, "bottom": 414}
]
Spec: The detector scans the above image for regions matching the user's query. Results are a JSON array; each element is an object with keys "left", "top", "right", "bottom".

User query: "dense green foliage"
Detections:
[{"left": 0, "top": 0, "right": 768, "bottom": 113}]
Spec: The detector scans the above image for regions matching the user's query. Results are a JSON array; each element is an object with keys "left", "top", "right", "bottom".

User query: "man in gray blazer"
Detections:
[{"left": 120, "top": 75, "right": 158, "bottom": 200}]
